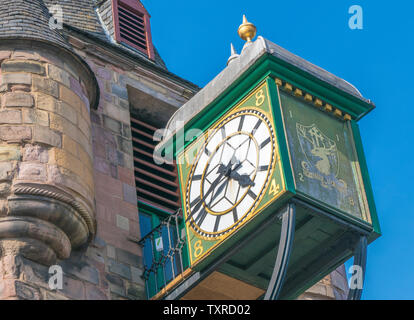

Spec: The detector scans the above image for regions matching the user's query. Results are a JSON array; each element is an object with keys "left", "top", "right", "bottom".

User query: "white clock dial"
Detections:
[{"left": 185, "top": 109, "right": 276, "bottom": 239}]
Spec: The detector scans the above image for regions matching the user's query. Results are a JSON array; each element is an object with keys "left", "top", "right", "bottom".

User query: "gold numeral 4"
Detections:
[{"left": 269, "top": 179, "right": 280, "bottom": 197}]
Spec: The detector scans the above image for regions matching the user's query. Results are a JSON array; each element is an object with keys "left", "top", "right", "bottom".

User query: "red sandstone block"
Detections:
[
  {"left": 59, "top": 275, "right": 86, "bottom": 300},
  {"left": 118, "top": 166, "right": 135, "bottom": 186},
  {"left": 94, "top": 171, "right": 123, "bottom": 199},
  {"left": 85, "top": 283, "right": 108, "bottom": 300}
]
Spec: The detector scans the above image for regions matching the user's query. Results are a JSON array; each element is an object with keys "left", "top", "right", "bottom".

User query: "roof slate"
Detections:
[{"left": 0, "top": 0, "right": 71, "bottom": 50}]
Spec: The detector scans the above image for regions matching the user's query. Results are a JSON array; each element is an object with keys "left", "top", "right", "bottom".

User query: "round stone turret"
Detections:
[{"left": 0, "top": 0, "right": 99, "bottom": 269}]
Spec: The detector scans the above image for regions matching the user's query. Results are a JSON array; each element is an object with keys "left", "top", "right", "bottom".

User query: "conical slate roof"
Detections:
[{"left": 0, "top": 0, "right": 71, "bottom": 50}]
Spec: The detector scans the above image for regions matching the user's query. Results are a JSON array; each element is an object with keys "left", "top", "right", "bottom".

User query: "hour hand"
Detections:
[{"left": 230, "top": 171, "right": 255, "bottom": 188}]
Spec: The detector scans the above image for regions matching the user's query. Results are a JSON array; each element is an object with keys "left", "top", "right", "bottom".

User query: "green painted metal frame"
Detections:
[{"left": 154, "top": 51, "right": 380, "bottom": 299}]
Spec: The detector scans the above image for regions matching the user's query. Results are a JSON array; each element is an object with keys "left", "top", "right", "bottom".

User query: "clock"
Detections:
[
  {"left": 178, "top": 82, "right": 286, "bottom": 267},
  {"left": 185, "top": 108, "right": 276, "bottom": 239}
]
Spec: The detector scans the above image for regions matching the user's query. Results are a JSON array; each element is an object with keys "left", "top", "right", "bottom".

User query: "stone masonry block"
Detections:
[
  {"left": 58, "top": 275, "right": 86, "bottom": 300},
  {"left": 0, "top": 110, "right": 21, "bottom": 124},
  {"left": 23, "top": 145, "right": 48, "bottom": 163},
  {"left": 18, "top": 162, "right": 47, "bottom": 181},
  {"left": 116, "top": 214, "right": 130, "bottom": 231},
  {"left": 62, "top": 135, "right": 78, "bottom": 157},
  {"left": 0, "top": 126, "right": 31, "bottom": 142},
  {"left": 32, "top": 76, "right": 58, "bottom": 98},
  {"left": 51, "top": 148, "right": 84, "bottom": 178},
  {"left": 111, "top": 83, "right": 128, "bottom": 100},
  {"left": 59, "top": 84, "right": 81, "bottom": 109},
  {"left": 116, "top": 248, "right": 142, "bottom": 268},
  {"left": 37, "top": 94, "right": 78, "bottom": 124},
  {"left": 1, "top": 92, "right": 34, "bottom": 107},
  {"left": 122, "top": 183, "right": 137, "bottom": 205},
  {"left": 48, "top": 64, "right": 71, "bottom": 87},
  {"left": 107, "top": 245, "right": 116, "bottom": 259},
  {"left": 103, "top": 115, "right": 121, "bottom": 134},
  {"left": 0, "top": 73, "right": 31, "bottom": 86},
  {"left": 117, "top": 136, "right": 132, "bottom": 154},
  {"left": 85, "top": 283, "right": 108, "bottom": 300},
  {"left": 130, "top": 266, "right": 145, "bottom": 286},
  {"left": 33, "top": 125, "right": 62, "bottom": 148},
  {"left": 108, "top": 259, "right": 131, "bottom": 280},
  {"left": 22, "top": 109, "right": 49, "bottom": 126},
  {"left": 0, "top": 162, "right": 14, "bottom": 180},
  {"left": 2, "top": 61, "right": 46, "bottom": 75},
  {"left": 0, "top": 145, "right": 21, "bottom": 161},
  {"left": 0, "top": 51, "right": 11, "bottom": 61}
]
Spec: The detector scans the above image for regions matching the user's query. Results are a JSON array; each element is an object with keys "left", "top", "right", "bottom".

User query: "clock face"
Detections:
[{"left": 185, "top": 109, "right": 276, "bottom": 239}]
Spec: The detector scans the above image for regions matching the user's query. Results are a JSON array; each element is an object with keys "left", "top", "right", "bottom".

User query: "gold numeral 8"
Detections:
[
  {"left": 194, "top": 240, "right": 203, "bottom": 258},
  {"left": 256, "top": 89, "right": 265, "bottom": 107}
]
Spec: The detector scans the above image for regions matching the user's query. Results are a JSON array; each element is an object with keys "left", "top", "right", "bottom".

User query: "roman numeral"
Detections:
[
  {"left": 194, "top": 208, "right": 208, "bottom": 227},
  {"left": 233, "top": 208, "right": 238, "bottom": 223},
  {"left": 187, "top": 196, "right": 203, "bottom": 222},
  {"left": 252, "top": 119, "right": 262, "bottom": 133},
  {"left": 221, "top": 126, "right": 226, "bottom": 140},
  {"left": 247, "top": 189, "right": 257, "bottom": 199},
  {"left": 238, "top": 115, "right": 245, "bottom": 132},
  {"left": 258, "top": 165, "right": 269, "bottom": 172},
  {"left": 260, "top": 137, "right": 271, "bottom": 149},
  {"left": 213, "top": 215, "right": 221, "bottom": 233},
  {"left": 192, "top": 175, "right": 202, "bottom": 181},
  {"left": 205, "top": 148, "right": 211, "bottom": 156}
]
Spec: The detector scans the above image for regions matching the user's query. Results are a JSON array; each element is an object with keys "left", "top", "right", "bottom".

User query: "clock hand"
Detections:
[
  {"left": 209, "top": 176, "right": 230, "bottom": 206},
  {"left": 186, "top": 162, "right": 232, "bottom": 223},
  {"left": 230, "top": 170, "right": 255, "bottom": 188}
]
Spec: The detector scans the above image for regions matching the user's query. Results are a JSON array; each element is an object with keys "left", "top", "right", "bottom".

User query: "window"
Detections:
[{"left": 112, "top": 0, "right": 155, "bottom": 59}]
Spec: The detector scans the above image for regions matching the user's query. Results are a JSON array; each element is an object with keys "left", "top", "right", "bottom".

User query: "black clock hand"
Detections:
[
  {"left": 230, "top": 170, "right": 255, "bottom": 188},
  {"left": 186, "top": 162, "right": 232, "bottom": 223},
  {"left": 209, "top": 176, "right": 229, "bottom": 206}
]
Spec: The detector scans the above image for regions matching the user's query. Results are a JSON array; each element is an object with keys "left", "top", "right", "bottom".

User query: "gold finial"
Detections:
[{"left": 238, "top": 15, "right": 257, "bottom": 42}]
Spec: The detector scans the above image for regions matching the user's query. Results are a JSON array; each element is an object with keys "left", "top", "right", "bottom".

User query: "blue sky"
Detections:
[{"left": 142, "top": 0, "right": 414, "bottom": 300}]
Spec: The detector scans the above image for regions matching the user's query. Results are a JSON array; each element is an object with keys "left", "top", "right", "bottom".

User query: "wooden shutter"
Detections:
[
  {"left": 112, "top": 0, "right": 155, "bottom": 59},
  {"left": 131, "top": 116, "right": 181, "bottom": 214}
]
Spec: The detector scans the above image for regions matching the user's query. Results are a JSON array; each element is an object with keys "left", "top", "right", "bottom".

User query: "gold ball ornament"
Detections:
[{"left": 238, "top": 15, "right": 257, "bottom": 42}]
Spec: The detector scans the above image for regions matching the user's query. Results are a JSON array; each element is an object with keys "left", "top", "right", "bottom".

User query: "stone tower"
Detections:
[{"left": 0, "top": 0, "right": 348, "bottom": 300}]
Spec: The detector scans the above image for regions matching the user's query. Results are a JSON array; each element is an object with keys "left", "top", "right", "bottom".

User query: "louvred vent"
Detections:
[
  {"left": 131, "top": 116, "right": 181, "bottom": 214},
  {"left": 113, "top": 0, "right": 155, "bottom": 59}
]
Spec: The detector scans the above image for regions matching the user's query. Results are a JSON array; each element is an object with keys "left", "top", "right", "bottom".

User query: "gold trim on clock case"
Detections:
[
  {"left": 274, "top": 78, "right": 353, "bottom": 122},
  {"left": 177, "top": 81, "right": 287, "bottom": 267}
]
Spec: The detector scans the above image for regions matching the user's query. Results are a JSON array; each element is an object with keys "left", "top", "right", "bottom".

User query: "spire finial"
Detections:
[
  {"left": 227, "top": 43, "right": 239, "bottom": 66},
  {"left": 238, "top": 14, "right": 257, "bottom": 42}
]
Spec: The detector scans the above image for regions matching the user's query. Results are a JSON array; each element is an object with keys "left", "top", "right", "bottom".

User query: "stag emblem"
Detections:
[{"left": 297, "top": 123, "right": 339, "bottom": 180}]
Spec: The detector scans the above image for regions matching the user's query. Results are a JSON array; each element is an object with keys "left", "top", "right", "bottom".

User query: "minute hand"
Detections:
[{"left": 186, "top": 164, "right": 230, "bottom": 222}]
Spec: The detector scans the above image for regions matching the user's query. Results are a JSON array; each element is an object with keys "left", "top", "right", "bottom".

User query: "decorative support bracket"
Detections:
[
  {"left": 347, "top": 236, "right": 368, "bottom": 300},
  {"left": 264, "top": 202, "right": 296, "bottom": 300}
]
